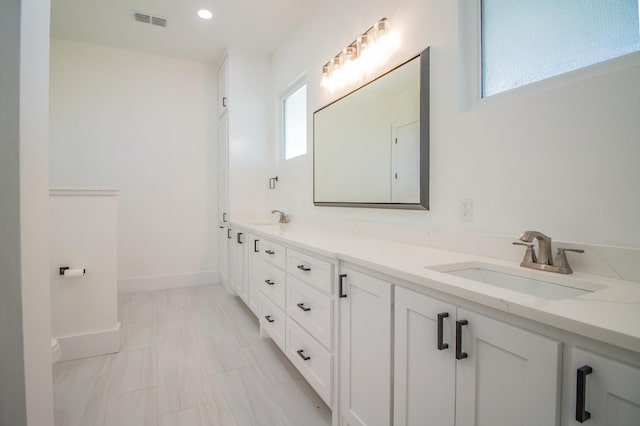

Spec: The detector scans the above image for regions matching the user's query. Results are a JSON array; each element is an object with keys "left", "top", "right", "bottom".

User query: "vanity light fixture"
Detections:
[
  {"left": 197, "top": 9, "right": 213, "bottom": 19},
  {"left": 320, "top": 18, "right": 400, "bottom": 91}
]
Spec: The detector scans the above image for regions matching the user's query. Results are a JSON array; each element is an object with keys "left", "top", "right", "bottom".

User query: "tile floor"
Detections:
[{"left": 52, "top": 284, "right": 332, "bottom": 426}]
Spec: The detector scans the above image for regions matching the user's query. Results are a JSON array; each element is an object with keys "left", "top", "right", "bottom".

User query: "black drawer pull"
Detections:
[
  {"left": 264, "top": 315, "right": 274, "bottom": 323},
  {"left": 456, "top": 320, "right": 468, "bottom": 360},
  {"left": 297, "top": 264, "right": 311, "bottom": 271},
  {"left": 264, "top": 279, "right": 275, "bottom": 286},
  {"left": 297, "top": 302, "right": 311, "bottom": 312},
  {"left": 265, "top": 250, "right": 275, "bottom": 255},
  {"left": 576, "top": 365, "right": 593, "bottom": 422},
  {"left": 237, "top": 232, "right": 243, "bottom": 244},
  {"left": 227, "top": 228, "right": 232, "bottom": 239},
  {"left": 339, "top": 274, "right": 347, "bottom": 298},
  {"left": 296, "top": 349, "right": 311, "bottom": 361},
  {"left": 254, "top": 239, "right": 259, "bottom": 252},
  {"left": 222, "top": 212, "right": 228, "bottom": 222},
  {"left": 437, "top": 312, "right": 449, "bottom": 350},
  {"left": 222, "top": 96, "right": 227, "bottom": 107}
]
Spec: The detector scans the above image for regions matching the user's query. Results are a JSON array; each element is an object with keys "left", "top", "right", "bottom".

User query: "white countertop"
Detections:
[{"left": 231, "top": 221, "right": 640, "bottom": 354}]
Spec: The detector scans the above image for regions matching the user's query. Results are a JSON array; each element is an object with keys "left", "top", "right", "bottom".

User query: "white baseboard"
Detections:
[
  {"left": 118, "top": 271, "right": 220, "bottom": 294},
  {"left": 56, "top": 323, "right": 121, "bottom": 361}
]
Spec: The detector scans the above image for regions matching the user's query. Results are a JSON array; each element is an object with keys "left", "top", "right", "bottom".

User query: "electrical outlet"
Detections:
[{"left": 460, "top": 198, "right": 473, "bottom": 222}]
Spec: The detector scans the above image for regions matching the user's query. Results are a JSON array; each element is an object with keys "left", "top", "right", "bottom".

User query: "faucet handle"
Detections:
[
  {"left": 553, "top": 248, "right": 585, "bottom": 274},
  {"left": 513, "top": 241, "right": 537, "bottom": 264}
]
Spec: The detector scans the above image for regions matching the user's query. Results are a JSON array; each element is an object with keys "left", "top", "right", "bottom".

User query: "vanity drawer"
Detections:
[
  {"left": 259, "top": 261, "right": 286, "bottom": 310},
  {"left": 287, "top": 249, "right": 333, "bottom": 295},
  {"left": 260, "top": 295, "right": 285, "bottom": 352},
  {"left": 287, "top": 276, "right": 333, "bottom": 350},
  {"left": 286, "top": 319, "right": 333, "bottom": 406},
  {"left": 259, "top": 239, "right": 287, "bottom": 270}
]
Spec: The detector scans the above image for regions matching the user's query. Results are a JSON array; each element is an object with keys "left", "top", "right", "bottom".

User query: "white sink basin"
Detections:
[{"left": 429, "top": 262, "right": 606, "bottom": 300}]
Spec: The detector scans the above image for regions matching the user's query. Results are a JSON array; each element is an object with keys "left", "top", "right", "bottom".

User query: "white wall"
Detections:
[
  {"left": 50, "top": 40, "right": 219, "bottom": 289},
  {"left": 269, "top": 0, "right": 640, "bottom": 249},
  {"left": 1, "top": 0, "right": 54, "bottom": 424},
  {"left": 50, "top": 190, "right": 119, "bottom": 360}
]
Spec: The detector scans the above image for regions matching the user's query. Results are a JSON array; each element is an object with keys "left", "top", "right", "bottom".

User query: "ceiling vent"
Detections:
[
  {"left": 133, "top": 11, "right": 167, "bottom": 27},
  {"left": 151, "top": 16, "right": 167, "bottom": 27}
]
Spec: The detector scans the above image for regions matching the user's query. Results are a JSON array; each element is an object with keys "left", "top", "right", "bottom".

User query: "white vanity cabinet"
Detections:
[
  {"left": 257, "top": 238, "right": 287, "bottom": 347},
  {"left": 562, "top": 348, "right": 640, "bottom": 426},
  {"left": 284, "top": 248, "right": 336, "bottom": 407},
  {"left": 394, "top": 286, "right": 562, "bottom": 426},
  {"left": 228, "top": 228, "right": 247, "bottom": 301},
  {"left": 338, "top": 267, "right": 393, "bottom": 426},
  {"left": 245, "top": 234, "right": 261, "bottom": 316},
  {"left": 393, "top": 286, "right": 456, "bottom": 426}
]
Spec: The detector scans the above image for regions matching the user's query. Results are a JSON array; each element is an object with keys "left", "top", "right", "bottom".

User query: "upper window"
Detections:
[
  {"left": 481, "top": 0, "right": 640, "bottom": 97},
  {"left": 283, "top": 83, "right": 307, "bottom": 160}
]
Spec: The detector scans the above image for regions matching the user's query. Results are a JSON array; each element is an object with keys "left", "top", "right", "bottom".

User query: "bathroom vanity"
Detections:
[{"left": 224, "top": 221, "right": 640, "bottom": 426}]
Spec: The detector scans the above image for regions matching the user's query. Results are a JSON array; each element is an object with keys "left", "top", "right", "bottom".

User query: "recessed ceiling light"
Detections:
[{"left": 197, "top": 9, "right": 213, "bottom": 20}]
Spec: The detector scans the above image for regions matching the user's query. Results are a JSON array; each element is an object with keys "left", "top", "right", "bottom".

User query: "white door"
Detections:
[
  {"left": 218, "top": 225, "right": 229, "bottom": 290},
  {"left": 217, "top": 113, "right": 229, "bottom": 224},
  {"left": 246, "top": 234, "right": 260, "bottom": 316},
  {"left": 455, "top": 308, "right": 561, "bottom": 426},
  {"left": 564, "top": 348, "right": 640, "bottom": 426},
  {"left": 217, "top": 56, "right": 228, "bottom": 117},
  {"left": 229, "top": 229, "right": 246, "bottom": 300},
  {"left": 391, "top": 120, "right": 420, "bottom": 203},
  {"left": 394, "top": 287, "right": 456, "bottom": 426},
  {"left": 339, "top": 267, "right": 392, "bottom": 426}
]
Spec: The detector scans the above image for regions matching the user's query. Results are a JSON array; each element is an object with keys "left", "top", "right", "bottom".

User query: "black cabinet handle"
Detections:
[
  {"left": 339, "top": 274, "right": 347, "bottom": 298},
  {"left": 297, "top": 264, "right": 311, "bottom": 271},
  {"left": 254, "top": 239, "right": 259, "bottom": 253},
  {"left": 222, "top": 96, "right": 227, "bottom": 107},
  {"left": 236, "top": 232, "right": 243, "bottom": 244},
  {"left": 227, "top": 228, "right": 232, "bottom": 239},
  {"left": 297, "top": 302, "right": 311, "bottom": 312},
  {"left": 264, "top": 315, "right": 274, "bottom": 323},
  {"left": 576, "top": 365, "right": 593, "bottom": 422},
  {"left": 218, "top": 225, "right": 224, "bottom": 229},
  {"left": 296, "top": 349, "right": 311, "bottom": 361},
  {"left": 265, "top": 250, "right": 275, "bottom": 255},
  {"left": 456, "top": 320, "right": 468, "bottom": 360},
  {"left": 264, "top": 279, "right": 275, "bottom": 286},
  {"left": 437, "top": 312, "right": 449, "bottom": 350},
  {"left": 222, "top": 212, "right": 228, "bottom": 222}
]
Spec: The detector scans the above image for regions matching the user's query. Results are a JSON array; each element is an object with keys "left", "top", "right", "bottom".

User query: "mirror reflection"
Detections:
[{"left": 313, "top": 48, "right": 429, "bottom": 209}]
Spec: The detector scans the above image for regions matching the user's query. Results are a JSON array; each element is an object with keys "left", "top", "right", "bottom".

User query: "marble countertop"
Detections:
[{"left": 231, "top": 221, "right": 640, "bottom": 354}]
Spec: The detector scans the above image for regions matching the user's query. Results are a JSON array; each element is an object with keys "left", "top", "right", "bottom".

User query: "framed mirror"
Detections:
[{"left": 313, "top": 47, "right": 429, "bottom": 209}]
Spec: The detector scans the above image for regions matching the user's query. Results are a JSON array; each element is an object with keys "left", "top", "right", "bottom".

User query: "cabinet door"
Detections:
[
  {"left": 339, "top": 268, "right": 392, "bottom": 426},
  {"left": 229, "top": 230, "right": 246, "bottom": 300},
  {"left": 246, "top": 235, "right": 260, "bottom": 316},
  {"left": 455, "top": 309, "right": 561, "bottom": 426},
  {"left": 217, "top": 113, "right": 228, "bottom": 224},
  {"left": 564, "top": 348, "right": 640, "bottom": 426},
  {"left": 217, "top": 56, "right": 228, "bottom": 117},
  {"left": 218, "top": 225, "right": 229, "bottom": 290},
  {"left": 394, "top": 287, "right": 456, "bottom": 426}
]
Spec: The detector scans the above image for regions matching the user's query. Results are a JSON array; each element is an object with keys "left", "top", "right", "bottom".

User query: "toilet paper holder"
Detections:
[{"left": 59, "top": 266, "right": 86, "bottom": 276}]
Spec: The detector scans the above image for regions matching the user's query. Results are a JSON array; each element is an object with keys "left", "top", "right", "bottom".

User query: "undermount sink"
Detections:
[{"left": 429, "top": 262, "right": 606, "bottom": 300}]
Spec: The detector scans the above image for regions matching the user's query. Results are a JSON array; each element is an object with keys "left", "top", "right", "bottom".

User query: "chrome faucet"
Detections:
[
  {"left": 271, "top": 210, "right": 288, "bottom": 224},
  {"left": 513, "top": 230, "right": 584, "bottom": 274}
]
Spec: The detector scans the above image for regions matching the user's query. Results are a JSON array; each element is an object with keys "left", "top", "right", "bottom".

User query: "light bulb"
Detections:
[{"left": 197, "top": 9, "right": 213, "bottom": 19}]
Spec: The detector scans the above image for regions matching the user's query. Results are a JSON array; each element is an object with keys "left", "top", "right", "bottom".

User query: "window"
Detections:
[
  {"left": 283, "top": 83, "right": 307, "bottom": 160},
  {"left": 481, "top": 0, "right": 640, "bottom": 97}
]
